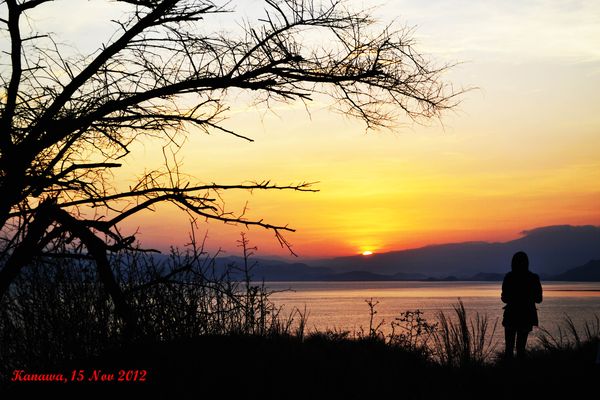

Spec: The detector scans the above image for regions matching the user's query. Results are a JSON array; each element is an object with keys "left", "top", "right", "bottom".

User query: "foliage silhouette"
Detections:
[
  {"left": 0, "top": 232, "right": 307, "bottom": 382},
  {"left": 0, "top": 0, "right": 460, "bottom": 332}
]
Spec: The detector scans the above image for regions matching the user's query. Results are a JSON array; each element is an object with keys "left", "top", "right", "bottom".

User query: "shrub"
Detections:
[
  {"left": 431, "top": 299, "right": 498, "bottom": 367},
  {"left": 0, "top": 233, "right": 305, "bottom": 382}
]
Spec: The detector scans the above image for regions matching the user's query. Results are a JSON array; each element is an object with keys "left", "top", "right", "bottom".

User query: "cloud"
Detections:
[{"left": 374, "top": 0, "right": 600, "bottom": 64}]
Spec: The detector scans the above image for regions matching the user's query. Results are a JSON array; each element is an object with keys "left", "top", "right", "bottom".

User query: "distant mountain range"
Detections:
[
  {"left": 553, "top": 260, "right": 600, "bottom": 281},
  {"left": 310, "top": 225, "right": 600, "bottom": 278},
  {"left": 212, "top": 225, "right": 600, "bottom": 281}
]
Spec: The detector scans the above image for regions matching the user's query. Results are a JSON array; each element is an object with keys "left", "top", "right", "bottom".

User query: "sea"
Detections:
[{"left": 268, "top": 281, "right": 600, "bottom": 343}]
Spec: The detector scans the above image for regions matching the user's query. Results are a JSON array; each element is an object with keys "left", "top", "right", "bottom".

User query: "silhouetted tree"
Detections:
[{"left": 0, "top": 0, "right": 458, "bottom": 333}]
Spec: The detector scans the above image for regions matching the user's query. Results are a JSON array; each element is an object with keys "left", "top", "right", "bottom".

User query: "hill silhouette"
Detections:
[
  {"left": 313, "top": 225, "right": 600, "bottom": 278},
  {"left": 198, "top": 225, "right": 600, "bottom": 281},
  {"left": 553, "top": 260, "right": 600, "bottom": 281}
]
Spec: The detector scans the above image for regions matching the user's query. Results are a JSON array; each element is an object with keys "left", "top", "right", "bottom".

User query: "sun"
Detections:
[{"left": 361, "top": 250, "right": 374, "bottom": 256}]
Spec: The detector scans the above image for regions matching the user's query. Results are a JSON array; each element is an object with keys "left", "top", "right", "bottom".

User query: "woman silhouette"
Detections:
[{"left": 501, "top": 251, "right": 543, "bottom": 358}]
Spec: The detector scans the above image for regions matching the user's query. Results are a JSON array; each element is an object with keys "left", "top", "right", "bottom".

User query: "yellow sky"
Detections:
[{"left": 30, "top": 0, "right": 600, "bottom": 258}]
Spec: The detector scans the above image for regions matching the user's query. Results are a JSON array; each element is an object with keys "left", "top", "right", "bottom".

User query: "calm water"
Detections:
[{"left": 268, "top": 281, "right": 600, "bottom": 342}]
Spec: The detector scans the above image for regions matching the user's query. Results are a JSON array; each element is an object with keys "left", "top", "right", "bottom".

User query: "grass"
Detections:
[
  {"left": 536, "top": 314, "right": 600, "bottom": 351},
  {"left": 3, "top": 327, "right": 598, "bottom": 399},
  {"left": 1, "top": 237, "right": 599, "bottom": 398},
  {"left": 0, "top": 234, "right": 308, "bottom": 380},
  {"left": 432, "top": 300, "right": 499, "bottom": 367}
]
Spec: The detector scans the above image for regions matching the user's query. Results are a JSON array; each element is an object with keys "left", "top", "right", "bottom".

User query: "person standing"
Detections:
[{"left": 501, "top": 251, "right": 543, "bottom": 359}]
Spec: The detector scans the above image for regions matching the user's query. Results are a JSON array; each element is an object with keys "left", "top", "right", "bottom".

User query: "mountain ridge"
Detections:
[
  {"left": 307, "top": 225, "right": 600, "bottom": 277},
  {"left": 173, "top": 225, "right": 600, "bottom": 281}
]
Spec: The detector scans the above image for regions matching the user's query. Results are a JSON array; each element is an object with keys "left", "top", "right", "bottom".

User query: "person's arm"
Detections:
[
  {"left": 534, "top": 274, "right": 543, "bottom": 303},
  {"left": 501, "top": 275, "right": 510, "bottom": 304}
]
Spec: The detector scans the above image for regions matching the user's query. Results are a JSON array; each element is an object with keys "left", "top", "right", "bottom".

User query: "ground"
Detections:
[{"left": 3, "top": 335, "right": 598, "bottom": 399}]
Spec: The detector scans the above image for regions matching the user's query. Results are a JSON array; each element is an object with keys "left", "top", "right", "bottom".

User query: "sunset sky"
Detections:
[{"left": 33, "top": 0, "right": 600, "bottom": 258}]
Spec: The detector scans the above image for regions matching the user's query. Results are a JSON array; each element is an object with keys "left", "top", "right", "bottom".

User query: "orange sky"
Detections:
[{"left": 33, "top": 0, "right": 600, "bottom": 258}]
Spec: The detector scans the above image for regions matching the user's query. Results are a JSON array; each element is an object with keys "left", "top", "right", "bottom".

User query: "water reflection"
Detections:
[{"left": 268, "top": 281, "right": 600, "bottom": 339}]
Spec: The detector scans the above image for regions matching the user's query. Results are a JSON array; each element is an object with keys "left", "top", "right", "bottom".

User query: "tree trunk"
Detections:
[
  {"left": 53, "top": 208, "right": 138, "bottom": 339},
  {"left": 0, "top": 199, "right": 53, "bottom": 298}
]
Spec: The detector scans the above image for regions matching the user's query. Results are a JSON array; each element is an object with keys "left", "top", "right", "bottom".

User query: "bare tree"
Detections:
[{"left": 0, "top": 0, "right": 459, "bottom": 334}]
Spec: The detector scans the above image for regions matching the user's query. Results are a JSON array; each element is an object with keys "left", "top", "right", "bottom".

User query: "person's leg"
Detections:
[
  {"left": 504, "top": 328, "right": 516, "bottom": 358},
  {"left": 515, "top": 329, "right": 530, "bottom": 358}
]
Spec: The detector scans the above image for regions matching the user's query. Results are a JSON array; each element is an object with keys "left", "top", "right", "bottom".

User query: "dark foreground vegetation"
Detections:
[
  {"left": 1, "top": 240, "right": 598, "bottom": 399},
  {"left": 6, "top": 333, "right": 599, "bottom": 399}
]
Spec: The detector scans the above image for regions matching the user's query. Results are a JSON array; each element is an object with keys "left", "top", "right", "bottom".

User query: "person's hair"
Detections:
[{"left": 511, "top": 251, "right": 529, "bottom": 273}]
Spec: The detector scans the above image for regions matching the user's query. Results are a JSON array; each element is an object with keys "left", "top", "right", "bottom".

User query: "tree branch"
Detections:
[
  {"left": 1, "top": 0, "right": 24, "bottom": 151},
  {"left": 27, "top": 0, "right": 181, "bottom": 145},
  {"left": 52, "top": 207, "right": 138, "bottom": 338}
]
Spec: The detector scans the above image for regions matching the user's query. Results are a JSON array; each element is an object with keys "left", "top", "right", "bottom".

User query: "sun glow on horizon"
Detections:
[{"left": 97, "top": 0, "right": 600, "bottom": 258}]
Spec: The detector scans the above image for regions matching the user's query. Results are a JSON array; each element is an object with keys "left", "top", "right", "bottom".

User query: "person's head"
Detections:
[{"left": 511, "top": 251, "right": 529, "bottom": 273}]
